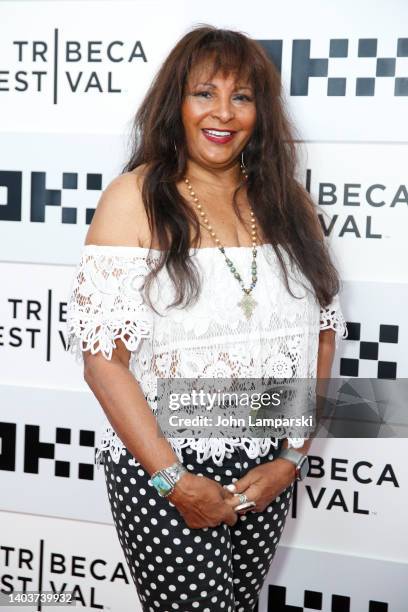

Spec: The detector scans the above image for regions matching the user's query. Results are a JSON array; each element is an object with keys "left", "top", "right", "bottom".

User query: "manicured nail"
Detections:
[{"left": 224, "top": 483, "right": 236, "bottom": 493}]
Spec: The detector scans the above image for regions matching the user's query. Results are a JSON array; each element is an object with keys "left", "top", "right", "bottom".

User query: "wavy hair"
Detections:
[{"left": 122, "top": 24, "right": 340, "bottom": 312}]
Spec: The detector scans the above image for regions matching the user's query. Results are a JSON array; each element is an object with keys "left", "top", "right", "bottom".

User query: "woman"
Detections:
[{"left": 66, "top": 25, "right": 347, "bottom": 612}]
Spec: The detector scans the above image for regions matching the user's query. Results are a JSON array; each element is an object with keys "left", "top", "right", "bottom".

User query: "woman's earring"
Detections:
[
  {"left": 174, "top": 141, "right": 178, "bottom": 154},
  {"left": 240, "top": 150, "right": 248, "bottom": 179}
]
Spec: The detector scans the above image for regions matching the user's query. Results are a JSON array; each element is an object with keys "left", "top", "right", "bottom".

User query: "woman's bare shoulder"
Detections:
[{"left": 85, "top": 164, "right": 151, "bottom": 247}]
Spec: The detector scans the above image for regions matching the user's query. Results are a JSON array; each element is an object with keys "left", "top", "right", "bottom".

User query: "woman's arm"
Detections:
[
  {"left": 279, "top": 328, "right": 336, "bottom": 461},
  {"left": 84, "top": 344, "right": 181, "bottom": 474},
  {"left": 76, "top": 172, "right": 237, "bottom": 528},
  {"left": 82, "top": 172, "right": 182, "bottom": 473}
]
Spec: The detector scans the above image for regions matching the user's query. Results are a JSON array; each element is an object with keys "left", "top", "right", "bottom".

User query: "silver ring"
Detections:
[
  {"left": 237, "top": 493, "right": 248, "bottom": 504},
  {"left": 235, "top": 501, "right": 256, "bottom": 512}
]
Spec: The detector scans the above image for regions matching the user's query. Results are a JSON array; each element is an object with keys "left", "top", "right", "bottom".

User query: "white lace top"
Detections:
[{"left": 66, "top": 243, "right": 348, "bottom": 467}]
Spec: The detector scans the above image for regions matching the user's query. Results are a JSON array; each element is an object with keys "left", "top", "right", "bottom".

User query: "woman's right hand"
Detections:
[{"left": 168, "top": 472, "right": 239, "bottom": 529}]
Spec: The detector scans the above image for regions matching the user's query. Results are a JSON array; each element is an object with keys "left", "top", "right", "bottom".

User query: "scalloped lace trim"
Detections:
[
  {"left": 65, "top": 248, "right": 154, "bottom": 361},
  {"left": 66, "top": 319, "right": 152, "bottom": 363},
  {"left": 94, "top": 426, "right": 308, "bottom": 469},
  {"left": 320, "top": 302, "right": 348, "bottom": 345}
]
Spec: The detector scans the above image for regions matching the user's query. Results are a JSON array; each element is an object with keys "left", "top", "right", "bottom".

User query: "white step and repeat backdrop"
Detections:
[{"left": 1, "top": 1, "right": 407, "bottom": 610}]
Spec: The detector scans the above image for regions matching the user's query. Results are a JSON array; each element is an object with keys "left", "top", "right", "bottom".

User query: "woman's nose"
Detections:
[{"left": 211, "top": 96, "right": 235, "bottom": 122}]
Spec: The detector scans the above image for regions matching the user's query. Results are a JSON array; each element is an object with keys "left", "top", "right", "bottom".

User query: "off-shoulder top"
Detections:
[{"left": 65, "top": 243, "right": 348, "bottom": 467}]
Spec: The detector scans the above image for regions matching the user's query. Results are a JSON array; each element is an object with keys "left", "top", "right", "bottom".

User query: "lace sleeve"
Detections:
[
  {"left": 66, "top": 245, "right": 154, "bottom": 363},
  {"left": 320, "top": 293, "right": 348, "bottom": 345}
]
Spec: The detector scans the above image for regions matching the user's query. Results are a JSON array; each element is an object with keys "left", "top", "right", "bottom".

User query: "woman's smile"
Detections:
[{"left": 201, "top": 128, "right": 237, "bottom": 144}]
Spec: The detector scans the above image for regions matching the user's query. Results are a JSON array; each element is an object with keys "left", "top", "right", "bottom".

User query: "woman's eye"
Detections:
[
  {"left": 234, "top": 94, "right": 253, "bottom": 102},
  {"left": 193, "top": 91, "right": 212, "bottom": 98},
  {"left": 192, "top": 92, "right": 253, "bottom": 102}
]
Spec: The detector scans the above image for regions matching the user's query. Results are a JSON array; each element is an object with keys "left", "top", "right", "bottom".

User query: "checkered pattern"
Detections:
[
  {"left": 340, "top": 322, "right": 398, "bottom": 379},
  {"left": 30, "top": 171, "right": 102, "bottom": 224},
  {"left": 256, "top": 585, "right": 388, "bottom": 611},
  {"left": 257, "top": 38, "right": 408, "bottom": 96},
  {"left": 23, "top": 425, "right": 96, "bottom": 479}
]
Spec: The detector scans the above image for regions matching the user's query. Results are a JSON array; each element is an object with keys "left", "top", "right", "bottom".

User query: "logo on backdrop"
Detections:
[
  {"left": 1, "top": 290, "right": 69, "bottom": 361},
  {"left": 1, "top": 35, "right": 406, "bottom": 103},
  {"left": 340, "top": 321, "right": 399, "bottom": 378},
  {"left": 306, "top": 169, "right": 408, "bottom": 240},
  {"left": 262, "top": 585, "right": 388, "bottom": 612},
  {"left": 0, "top": 285, "right": 401, "bottom": 381},
  {"left": 1, "top": 168, "right": 406, "bottom": 237},
  {"left": 1, "top": 31, "right": 147, "bottom": 104},
  {"left": 0, "top": 170, "right": 101, "bottom": 224},
  {"left": 0, "top": 422, "right": 96, "bottom": 480},
  {"left": 0, "top": 538, "right": 130, "bottom": 611},
  {"left": 258, "top": 38, "right": 408, "bottom": 96},
  {"left": 290, "top": 454, "right": 399, "bottom": 518}
]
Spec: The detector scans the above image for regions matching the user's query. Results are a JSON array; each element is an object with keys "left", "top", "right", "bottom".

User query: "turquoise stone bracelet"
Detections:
[{"left": 150, "top": 472, "right": 173, "bottom": 497}]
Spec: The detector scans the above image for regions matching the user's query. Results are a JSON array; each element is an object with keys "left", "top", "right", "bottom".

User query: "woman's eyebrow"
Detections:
[
  {"left": 194, "top": 81, "right": 216, "bottom": 88},
  {"left": 193, "top": 81, "right": 253, "bottom": 91}
]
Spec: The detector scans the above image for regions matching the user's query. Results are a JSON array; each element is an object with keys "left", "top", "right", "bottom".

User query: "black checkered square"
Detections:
[{"left": 340, "top": 322, "right": 398, "bottom": 379}]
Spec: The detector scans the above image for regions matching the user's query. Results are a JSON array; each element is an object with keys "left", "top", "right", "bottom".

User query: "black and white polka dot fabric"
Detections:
[{"left": 103, "top": 442, "right": 293, "bottom": 612}]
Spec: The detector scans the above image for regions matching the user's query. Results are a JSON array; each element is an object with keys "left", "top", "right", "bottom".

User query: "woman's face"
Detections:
[{"left": 181, "top": 63, "right": 256, "bottom": 170}]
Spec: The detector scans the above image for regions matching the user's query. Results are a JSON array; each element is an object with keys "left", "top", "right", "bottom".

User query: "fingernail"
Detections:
[{"left": 224, "top": 483, "right": 236, "bottom": 493}]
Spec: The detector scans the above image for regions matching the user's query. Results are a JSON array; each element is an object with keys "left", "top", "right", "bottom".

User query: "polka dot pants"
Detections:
[{"left": 103, "top": 444, "right": 293, "bottom": 612}]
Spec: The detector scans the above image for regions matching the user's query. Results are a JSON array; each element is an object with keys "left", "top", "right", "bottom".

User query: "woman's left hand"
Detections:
[{"left": 224, "top": 458, "right": 296, "bottom": 513}]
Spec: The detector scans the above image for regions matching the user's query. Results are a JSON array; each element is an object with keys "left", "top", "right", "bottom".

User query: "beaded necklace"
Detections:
[{"left": 184, "top": 164, "right": 259, "bottom": 320}]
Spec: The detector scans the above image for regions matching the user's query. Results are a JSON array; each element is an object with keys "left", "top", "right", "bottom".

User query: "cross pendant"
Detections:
[{"left": 238, "top": 293, "right": 258, "bottom": 320}]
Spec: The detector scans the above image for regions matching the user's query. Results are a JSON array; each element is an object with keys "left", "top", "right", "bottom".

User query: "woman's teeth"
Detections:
[{"left": 203, "top": 129, "right": 234, "bottom": 136}]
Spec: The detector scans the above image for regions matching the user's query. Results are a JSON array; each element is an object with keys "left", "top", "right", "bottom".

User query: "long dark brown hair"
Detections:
[{"left": 122, "top": 24, "right": 340, "bottom": 312}]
